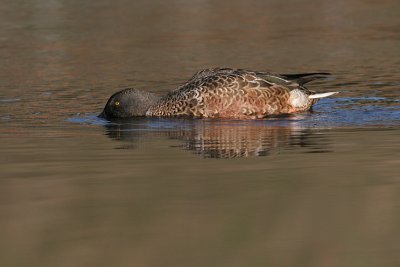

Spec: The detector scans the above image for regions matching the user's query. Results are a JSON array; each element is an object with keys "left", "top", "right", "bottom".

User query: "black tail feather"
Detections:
[{"left": 279, "top": 72, "right": 331, "bottom": 86}]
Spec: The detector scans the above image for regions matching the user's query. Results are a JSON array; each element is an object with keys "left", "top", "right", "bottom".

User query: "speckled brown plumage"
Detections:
[
  {"left": 146, "top": 68, "right": 322, "bottom": 119},
  {"left": 100, "top": 67, "right": 336, "bottom": 120}
]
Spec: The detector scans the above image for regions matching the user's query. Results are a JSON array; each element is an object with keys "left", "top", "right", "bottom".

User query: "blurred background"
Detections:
[{"left": 0, "top": 0, "right": 400, "bottom": 266}]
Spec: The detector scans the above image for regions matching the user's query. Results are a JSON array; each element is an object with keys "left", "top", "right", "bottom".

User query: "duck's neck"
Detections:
[{"left": 133, "top": 90, "right": 160, "bottom": 115}]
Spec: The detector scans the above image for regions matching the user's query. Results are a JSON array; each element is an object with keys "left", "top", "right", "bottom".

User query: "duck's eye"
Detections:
[{"left": 114, "top": 101, "right": 120, "bottom": 107}]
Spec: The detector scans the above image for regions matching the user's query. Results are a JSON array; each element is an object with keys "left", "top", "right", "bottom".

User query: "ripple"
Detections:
[
  {"left": 0, "top": 98, "right": 21, "bottom": 103},
  {"left": 67, "top": 95, "right": 400, "bottom": 130},
  {"left": 66, "top": 114, "right": 108, "bottom": 125}
]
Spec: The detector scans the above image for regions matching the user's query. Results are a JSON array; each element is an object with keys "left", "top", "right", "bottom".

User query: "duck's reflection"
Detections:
[{"left": 103, "top": 117, "right": 332, "bottom": 158}]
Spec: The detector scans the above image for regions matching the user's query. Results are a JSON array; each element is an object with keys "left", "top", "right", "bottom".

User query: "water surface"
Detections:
[{"left": 1, "top": 0, "right": 400, "bottom": 266}]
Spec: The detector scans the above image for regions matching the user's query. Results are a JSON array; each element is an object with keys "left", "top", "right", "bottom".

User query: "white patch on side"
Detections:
[{"left": 289, "top": 89, "right": 309, "bottom": 108}]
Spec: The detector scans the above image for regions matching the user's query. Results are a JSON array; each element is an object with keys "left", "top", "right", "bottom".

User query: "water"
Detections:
[{"left": 1, "top": 0, "right": 400, "bottom": 266}]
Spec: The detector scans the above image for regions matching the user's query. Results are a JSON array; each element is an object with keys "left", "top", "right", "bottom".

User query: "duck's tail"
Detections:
[
  {"left": 308, "top": 91, "right": 339, "bottom": 99},
  {"left": 279, "top": 72, "right": 331, "bottom": 86}
]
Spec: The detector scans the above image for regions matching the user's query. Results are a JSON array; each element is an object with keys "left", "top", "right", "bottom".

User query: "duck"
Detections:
[{"left": 99, "top": 67, "right": 338, "bottom": 120}]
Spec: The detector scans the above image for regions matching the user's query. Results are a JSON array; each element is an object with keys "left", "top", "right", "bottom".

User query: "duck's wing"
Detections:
[
  {"left": 182, "top": 67, "right": 330, "bottom": 83},
  {"left": 176, "top": 69, "right": 287, "bottom": 95},
  {"left": 174, "top": 68, "right": 288, "bottom": 91},
  {"left": 187, "top": 68, "right": 331, "bottom": 88},
  {"left": 187, "top": 67, "right": 237, "bottom": 81},
  {"left": 172, "top": 68, "right": 237, "bottom": 91},
  {"left": 244, "top": 70, "right": 331, "bottom": 89},
  {"left": 277, "top": 72, "right": 331, "bottom": 86}
]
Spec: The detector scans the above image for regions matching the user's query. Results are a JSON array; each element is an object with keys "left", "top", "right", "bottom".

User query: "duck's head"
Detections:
[{"left": 99, "top": 88, "right": 159, "bottom": 119}]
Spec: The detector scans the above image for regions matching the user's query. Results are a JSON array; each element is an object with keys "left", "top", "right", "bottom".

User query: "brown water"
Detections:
[{"left": 1, "top": 0, "right": 400, "bottom": 266}]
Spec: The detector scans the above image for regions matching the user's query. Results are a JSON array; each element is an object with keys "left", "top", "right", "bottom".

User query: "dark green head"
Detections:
[{"left": 99, "top": 88, "right": 159, "bottom": 119}]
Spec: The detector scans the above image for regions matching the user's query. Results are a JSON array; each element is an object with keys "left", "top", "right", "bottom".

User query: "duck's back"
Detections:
[{"left": 146, "top": 68, "right": 309, "bottom": 119}]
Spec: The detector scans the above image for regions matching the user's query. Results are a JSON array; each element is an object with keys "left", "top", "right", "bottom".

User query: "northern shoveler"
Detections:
[{"left": 99, "top": 67, "right": 337, "bottom": 119}]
